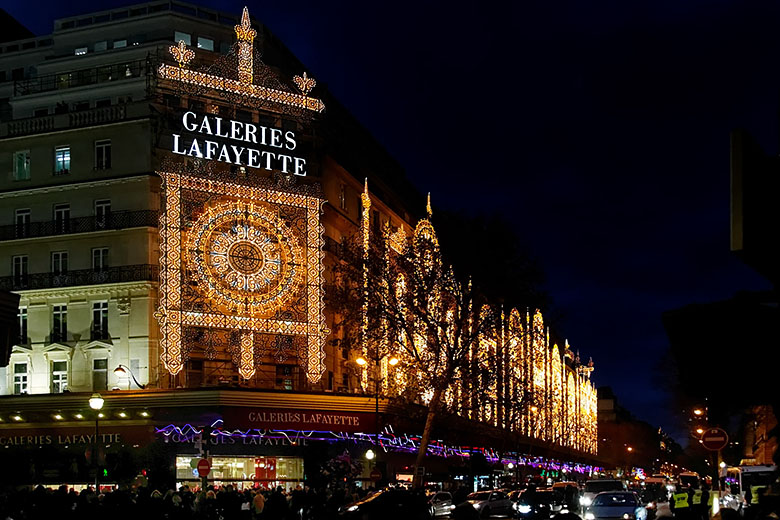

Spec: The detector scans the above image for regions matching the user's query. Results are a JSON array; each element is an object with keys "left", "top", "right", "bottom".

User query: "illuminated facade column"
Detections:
[
  {"left": 239, "top": 331, "right": 255, "bottom": 380},
  {"left": 360, "top": 179, "right": 371, "bottom": 391},
  {"left": 234, "top": 7, "right": 257, "bottom": 84}
]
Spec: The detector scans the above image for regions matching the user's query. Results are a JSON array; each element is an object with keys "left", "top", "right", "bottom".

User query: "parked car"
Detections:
[
  {"left": 512, "top": 488, "right": 567, "bottom": 519},
  {"left": 339, "top": 488, "right": 428, "bottom": 519},
  {"left": 580, "top": 480, "right": 627, "bottom": 508},
  {"left": 466, "top": 490, "right": 514, "bottom": 518},
  {"left": 583, "top": 491, "right": 648, "bottom": 520},
  {"left": 428, "top": 491, "right": 455, "bottom": 517}
]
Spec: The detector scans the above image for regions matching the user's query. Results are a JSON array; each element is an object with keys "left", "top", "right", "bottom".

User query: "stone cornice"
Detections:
[{"left": 17, "top": 281, "right": 156, "bottom": 300}]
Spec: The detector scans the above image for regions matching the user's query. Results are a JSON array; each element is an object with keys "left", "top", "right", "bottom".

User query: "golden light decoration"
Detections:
[
  {"left": 155, "top": 171, "right": 329, "bottom": 382},
  {"left": 158, "top": 7, "right": 324, "bottom": 114},
  {"left": 170, "top": 40, "right": 195, "bottom": 67},
  {"left": 293, "top": 72, "right": 316, "bottom": 95}
]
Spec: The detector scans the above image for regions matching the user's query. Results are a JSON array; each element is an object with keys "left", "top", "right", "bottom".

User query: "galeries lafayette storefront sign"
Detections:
[{"left": 222, "top": 408, "right": 374, "bottom": 433}]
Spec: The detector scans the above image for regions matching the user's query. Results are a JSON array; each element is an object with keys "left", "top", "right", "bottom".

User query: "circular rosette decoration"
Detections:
[{"left": 187, "top": 200, "right": 303, "bottom": 314}]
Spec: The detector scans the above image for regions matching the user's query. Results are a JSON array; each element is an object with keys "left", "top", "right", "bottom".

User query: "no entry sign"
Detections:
[
  {"left": 197, "top": 458, "right": 211, "bottom": 477},
  {"left": 701, "top": 428, "right": 728, "bottom": 451}
]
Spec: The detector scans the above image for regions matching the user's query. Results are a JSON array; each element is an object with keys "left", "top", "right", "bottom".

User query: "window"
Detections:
[
  {"left": 53, "top": 203, "right": 70, "bottom": 233},
  {"left": 339, "top": 184, "right": 346, "bottom": 210},
  {"left": 92, "top": 301, "right": 109, "bottom": 340},
  {"left": 95, "top": 99, "right": 111, "bottom": 108},
  {"left": 12, "top": 256, "right": 28, "bottom": 287},
  {"left": 95, "top": 199, "right": 111, "bottom": 227},
  {"left": 92, "top": 248, "right": 109, "bottom": 271},
  {"left": 94, "top": 41, "right": 107, "bottom": 52},
  {"left": 93, "top": 358, "right": 108, "bottom": 391},
  {"left": 327, "top": 371, "right": 333, "bottom": 390},
  {"left": 197, "top": 37, "right": 214, "bottom": 51},
  {"left": 54, "top": 146, "right": 70, "bottom": 175},
  {"left": 73, "top": 101, "right": 89, "bottom": 111},
  {"left": 74, "top": 47, "right": 88, "bottom": 56},
  {"left": 34, "top": 107, "right": 48, "bottom": 117},
  {"left": 113, "top": 39, "right": 127, "bottom": 49},
  {"left": 13, "top": 363, "right": 28, "bottom": 395},
  {"left": 11, "top": 68, "right": 24, "bottom": 81},
  {"left": 14, "top": 209, "right": 30, "bottom": 238},
  {"left": 13, "top": 150, "right": 30, "bottom": 181},
  {"left": 51, "top": 251, "right": 68, "bottom": 275},
  {"left": 51, "top": 360, "right": 68, "bottom": 392},
  {"left": 17, "top": 307, "right": 27, "bottom": 345},
  {"left": 95, "top": 139, "right": 111, "bottom": 169},
  {"left": 275, "top": 365, "right": 294, "bottom": 390},
  {"left": 52, "top": 305, "right": 67, "bottom": 343},
  {"left": 174, "top": 31, "right": 191, "bottom": 45},
  {"left": 341, "top": 373, "right": 349, "bottom": 388}
]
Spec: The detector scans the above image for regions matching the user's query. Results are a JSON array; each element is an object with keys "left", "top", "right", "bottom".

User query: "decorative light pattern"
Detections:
[
  {"left": 360, "top": 179, "right": 371, "bottom": 390},
  {"left": 156, "top": 170, "right": 328, "bottom": 383},
  {"left": 157, "top": 7, "right": 324, "bottom": 114}
]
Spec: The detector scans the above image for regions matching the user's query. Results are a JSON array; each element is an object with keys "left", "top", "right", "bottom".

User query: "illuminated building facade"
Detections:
[{"left": 0, "top": 2, "right": 596, "bottom": 488}]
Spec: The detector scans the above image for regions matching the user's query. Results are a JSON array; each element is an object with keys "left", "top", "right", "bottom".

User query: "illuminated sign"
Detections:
[{"left": 171, "top": 111, "right": 308, "bottom": 176}]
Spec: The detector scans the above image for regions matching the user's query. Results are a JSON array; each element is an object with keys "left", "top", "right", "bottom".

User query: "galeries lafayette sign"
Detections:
[{"left": 223, "top": 408, "right": 374, "bottom": 433}]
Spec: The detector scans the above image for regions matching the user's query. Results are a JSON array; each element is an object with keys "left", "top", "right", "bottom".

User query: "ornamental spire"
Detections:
[
  {"left": 234, "top": 7, "right": 256, "bottom": 83},
  {"left": 235, "top": 7, "right": 257, "bottom": 42},
  {"left": 426, "top": 192, "right": 432, "bottom": 218}
]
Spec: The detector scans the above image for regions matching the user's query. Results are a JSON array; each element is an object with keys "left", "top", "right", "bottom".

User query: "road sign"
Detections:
[
  {"left": 370, "top": 468, "right": 382, "bottom": 482},
  {"left": 701, "top": 428, "right": 728, "bottom": 451},
  {"left": 197, "top": 458, "right": 211, "bottom": 477}
]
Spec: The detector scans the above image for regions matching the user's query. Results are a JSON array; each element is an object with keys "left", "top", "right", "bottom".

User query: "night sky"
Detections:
[{"left": 5, "top": 0, "right": 778, "bottom": 439}]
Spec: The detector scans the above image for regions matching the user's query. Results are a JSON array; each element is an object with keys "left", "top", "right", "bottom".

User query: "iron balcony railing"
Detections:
[
  {"left": 13, "top": 59, "right": 146, "bottom": 97},
  {"left": 1, "top": 210, "right": 158, "bottom": 241},
  {"left": 1, "top": 264, "right": 158, "bottom": 291}
]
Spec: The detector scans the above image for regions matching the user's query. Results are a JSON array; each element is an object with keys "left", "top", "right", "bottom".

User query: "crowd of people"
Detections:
[{"left": 0, "top": 483, "right": 391, "bottom": 520}]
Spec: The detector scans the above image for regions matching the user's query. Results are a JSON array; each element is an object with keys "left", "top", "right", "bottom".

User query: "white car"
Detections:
[
  {"left": 580, "top": 480, "right": 627, "bottom": 508},
  {"left": 467, "top": 490, "right": 514, "bottom": 518}
]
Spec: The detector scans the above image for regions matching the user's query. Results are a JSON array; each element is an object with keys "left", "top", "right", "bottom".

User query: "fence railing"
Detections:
[
  {"left": 1, "top": 210, "right": 158, "bottom": 241},
  {"left": 0, "top": 264, "right": 158, "bottom": 291}
]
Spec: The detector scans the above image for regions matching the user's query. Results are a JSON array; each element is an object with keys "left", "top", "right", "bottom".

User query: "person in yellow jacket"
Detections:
[{"left": 671, "top": 485, "right": 692, "bottom": 520}]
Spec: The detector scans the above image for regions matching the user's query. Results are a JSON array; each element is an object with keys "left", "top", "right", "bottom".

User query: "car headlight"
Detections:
[
  {"left": 585, "top": 513, "right": 595, "bottom": 520},
  {"left": 517, "top": 505, "right": 532, "bottom": 514},
  {"left": 622, "top": 514, "right": 635, "bottom": 519},
  {"left": 581, "top": 497, "right": 593, "bottom": 506},
  {"left": 347, "top": 505, "right": 359, "bottom": 512}
]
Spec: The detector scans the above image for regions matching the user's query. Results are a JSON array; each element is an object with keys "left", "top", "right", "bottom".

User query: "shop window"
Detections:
[
  {"left": 51, "top": 360, "right": 68, "bottom": 392},
  {"left": 275, "top": 365, "right": 294, "bottom": 390},
  {"left": 13, "top": 362, "right": 28, "bottom": 395},
  {"left": 93, "top": 358, "right": 108, "bottom": 390},
  {"left": 13, "top": 150, "right": 30, "bottom": 181},
  {"left": 54, "top": 146, "right": 71, "bottom": 175}
]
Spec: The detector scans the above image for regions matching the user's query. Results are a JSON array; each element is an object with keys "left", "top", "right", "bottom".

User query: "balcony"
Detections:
[
  {"left": 1, "top": 210, "right": 158, "bottom": 241},
  {"left": 0, "top": 264, "right": 158, "bottom": 291},
  {"left": 0, "top": 102, "right": 150, "bottom": 138},
  {"left": 13, "top": 59, "right": 146, "bottom": 97}
]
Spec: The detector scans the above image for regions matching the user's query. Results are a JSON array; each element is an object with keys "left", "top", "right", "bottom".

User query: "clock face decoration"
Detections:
[{"left": 187, "top": 200, "right": 303, "bottom": 315}]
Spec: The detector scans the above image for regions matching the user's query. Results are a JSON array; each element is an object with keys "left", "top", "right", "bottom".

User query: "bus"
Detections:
[{"left": 720, "top": 465, "right": 777, "bottom": 513}]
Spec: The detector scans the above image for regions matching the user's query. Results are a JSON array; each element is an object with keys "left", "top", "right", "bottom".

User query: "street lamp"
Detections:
[
  {"left": 693, "top": 408, "right": 704, "bottom": 416},
  {"left": 365, "top": 449, "right": 376, "bottom": 460},
  {"left": 89, "top": 393, "right": 104, "bottom": 492},
  {"left": 356, "top": 354, "right": 398, "bottom": 470},
  {"left": 114, "top": 364, "right": 146, "bottom": 389}
]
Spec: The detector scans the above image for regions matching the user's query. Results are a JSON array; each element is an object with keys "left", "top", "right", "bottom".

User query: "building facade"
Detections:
[{"left": 0, "top": 2, "right": 598, "bottom": 489}]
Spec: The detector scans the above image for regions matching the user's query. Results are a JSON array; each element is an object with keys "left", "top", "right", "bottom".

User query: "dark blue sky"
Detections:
[{"left": 6, "top": 0, "right": 776, "bottom": 439}]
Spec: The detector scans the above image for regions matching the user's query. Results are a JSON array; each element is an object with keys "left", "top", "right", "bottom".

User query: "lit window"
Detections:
[
  {"left": 74, "top": 47, "right": 88, "bottom": 56},
  {"left": 13, "top": 151, "right": 30, "bottom": 181},
  {"left": 13, "top": 363, "right": 28, "bottom": 395},
  {"left": 197, "top": 37, "right": 214, "bottom": 51},
  {"left": 54, "top": 146, "right": 70, "bottom": 175},
  {"left": 113, "top": 39, "right": 127, "bottom": 49},
  {"left": 51, "top": 360, "right": 68, "bottom": 392},
  {"left": 174, "top": 31, "right": 191, "bottom": 45},
  {"left": 95, "top": 139, "right": 112, "bottom": 169}
]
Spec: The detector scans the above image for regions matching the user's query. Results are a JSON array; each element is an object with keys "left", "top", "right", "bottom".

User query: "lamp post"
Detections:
[
  {"left": 89, "top": 393, "right": 104, "bottom": 492},
  {"left": 114, "top": 364, "right": 146, "bottom": 389},
  {"left": 356, "top": 354, "right": 398, "bottom": 466}
]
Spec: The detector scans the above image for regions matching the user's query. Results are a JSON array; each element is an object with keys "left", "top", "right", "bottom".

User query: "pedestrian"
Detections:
[{"left": 252, "top": 489, "right": 265, "bottom": 520}]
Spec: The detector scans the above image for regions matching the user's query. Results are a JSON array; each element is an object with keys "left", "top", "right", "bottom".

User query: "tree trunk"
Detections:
[{"left": 413, "top": 386, "right": 444, "bottom": 488}]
